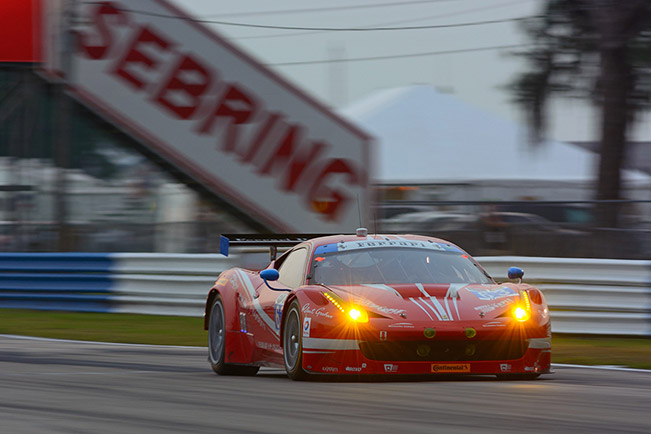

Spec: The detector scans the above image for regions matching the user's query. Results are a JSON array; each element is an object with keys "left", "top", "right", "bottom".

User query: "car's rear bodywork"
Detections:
[{"left": 205, "top": 232, "right": 551, "bottom": 378}]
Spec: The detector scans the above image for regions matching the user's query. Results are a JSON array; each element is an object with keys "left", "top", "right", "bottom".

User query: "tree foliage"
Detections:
[{"left": 510, "top": 0, "right": 651, "bottom": 227}]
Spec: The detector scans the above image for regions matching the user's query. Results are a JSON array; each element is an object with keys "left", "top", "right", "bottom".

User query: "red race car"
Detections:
[{"left": 204, "top": 229, "right": 551, "bottom": 380}]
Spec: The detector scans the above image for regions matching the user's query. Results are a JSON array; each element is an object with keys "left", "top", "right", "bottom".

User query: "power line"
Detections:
[
  {"left": 203, "top": 0, "right": 460, "bottom": 19},
  {"left": 95, "top": 5, "right": 538, "bottom": 32},
  {"left": 197, "top": 16, "right": 536, "bottom": 32},
  {"left": 269, "top": 44, "right": 528, "bottom": 66},
  {"left": 234, "top": 0, "right": 527, "bottom": 40},
  {"left": 203, "top": 16, "right": 535, "bottom": 31}
]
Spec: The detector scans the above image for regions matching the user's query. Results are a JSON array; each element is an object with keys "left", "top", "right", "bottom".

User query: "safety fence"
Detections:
[
  {"left": 0, "top": 253, "right": 227, "bottom": 316},
  {"left": 476, "top": 257, "right": 651, "bottom": 336},
  {"left": 1, "top": 253, "right": 649, "bottom": 335}
]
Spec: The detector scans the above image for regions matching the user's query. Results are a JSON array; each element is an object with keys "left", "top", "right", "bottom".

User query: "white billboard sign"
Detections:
[{"left": 47, "top": 0, "right": 371, "bottom": 232}]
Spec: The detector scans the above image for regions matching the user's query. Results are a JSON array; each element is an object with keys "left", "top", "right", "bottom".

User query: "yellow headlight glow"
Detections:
[
  {"left": 323, "top": 292, "right": 345, "bottom": 313},
  {"left": 521, "top": 290, "right": 531, "bottom": 311},
  {"left": 348, "top": 307, "right": 369, "bottom": 323},
  {"left": 323, "top": 292, "right": 369, "bottom": 323},
  {"left": 514, "top": 306, "right": 530, "bottom": 322},
  {"left": 513, "top": 290, "right": 532, "bottom": 322}
]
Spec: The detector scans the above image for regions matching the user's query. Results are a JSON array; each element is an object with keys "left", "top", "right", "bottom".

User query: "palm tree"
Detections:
[{"left": 510, "top": 0, "right": 651, "bottom": 227}]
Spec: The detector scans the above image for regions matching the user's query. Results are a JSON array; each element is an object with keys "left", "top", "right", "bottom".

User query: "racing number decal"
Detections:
[{"left": 274, "top": 294, "right": 288, "bottom": 331}]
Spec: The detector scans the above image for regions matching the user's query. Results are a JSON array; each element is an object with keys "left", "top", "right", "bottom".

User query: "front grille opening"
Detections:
[{"left": 359, "top": 340, "right": 527, "bottom": 361}]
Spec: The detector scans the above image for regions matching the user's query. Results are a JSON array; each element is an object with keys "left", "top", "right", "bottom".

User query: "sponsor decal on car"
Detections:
[
  {"left": 216, "top": 276, "right": 229, "bottom": 286},
  {"left": 303, "top": 317, "right": 311, "bottom": 338},
  {"left": 388, "top": 322, "right": 415, "bottom": 328},
  {"left": 251, "top": 312, "right": 268, "bottom": 331},
  {"left": 322, "top": 366, "right": 339, "bottom": 373},
  {"left": 256, "top": 341, "right": 281, "bottom": 352},
  {"left": 500, "top": 363, "right": 512, "bottom": 372},
  {"left": 482, "top": 321, "right": 507, "bottom": 328},
  {"left": 379, "top": 331, "right": 387, "bottom": 341},
  {"left": 431, "top": 364, "right": 471, "bottom": 373},
  {"left": 302, "top": 303, "right": 334, "bottom": 319},
  {"left": 468, "top": 287, "right": 517, "bottom": 301},
  {"left": 359, "top": 300, "right": 406, "bottom": 316},
  {"left": 384, "top": 364, "right": 399, "bottom": 373},
  {"left": 322, "top": 240, "right": 464, "bottom": 253},
  {"left": 345, "top": 366, "right": 363, "bottom": 372}
]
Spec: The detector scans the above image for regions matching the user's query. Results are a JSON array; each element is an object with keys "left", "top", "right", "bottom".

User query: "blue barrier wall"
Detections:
[{"left": 0, "top": 253, "right": 115, "bottom": 312}]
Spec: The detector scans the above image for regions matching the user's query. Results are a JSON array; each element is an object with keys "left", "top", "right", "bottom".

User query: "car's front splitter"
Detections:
[{"left": 302, "top": 345, "right": 551, "bottom": 376}]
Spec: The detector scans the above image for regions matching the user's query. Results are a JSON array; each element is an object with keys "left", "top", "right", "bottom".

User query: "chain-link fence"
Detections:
[
  {"left": 0, "top": 201, "right": 649, "bottom": 259},
  {"left": 376, "top": 200, "right": 651, "bottom": 259}
]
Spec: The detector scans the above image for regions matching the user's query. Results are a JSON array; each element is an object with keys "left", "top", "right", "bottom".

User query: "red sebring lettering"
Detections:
[
  {"left": 79, "top": 2, "right": 129, "bottom": 60},
  {"left": 257, "top": 125, "right": 327, "bottom": 193},
  {"left": 113, "top": 25, "right": 172, "bottom": 90},
  {"left": 155, "top": 54, "right": 212, "bottom": 120},
  {"left": 198, "top": 84, "right": 257, "bottom": 152},
  {"left": 307, "top": 159, "right": 360, "bottom": 221},
  {"left": 78, "top": 4, "right": 364, "bottom": 223}
]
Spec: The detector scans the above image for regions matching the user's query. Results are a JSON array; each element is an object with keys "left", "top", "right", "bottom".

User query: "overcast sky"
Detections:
[{"left": 178, "top": 0, "right": 651, "bottom": 143}]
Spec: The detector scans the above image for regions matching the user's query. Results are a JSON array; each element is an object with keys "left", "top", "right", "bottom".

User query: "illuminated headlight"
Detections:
[
  {"left": 323, "top": 292, "right": 368, "bottom": 323},
  {"left": 348, "top": 307, "right": 369, "bottom": 323},
  {"left": 514, "top": 307, "right": 530, "bottom": 322},
  {"left": 513, "top": 290, "right": 532, "bottom": 322}
]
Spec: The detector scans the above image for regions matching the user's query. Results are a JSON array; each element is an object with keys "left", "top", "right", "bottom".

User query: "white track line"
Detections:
[
  {"left": 551, "top": 363, "right": 651, "bottom": 373},
  {"left": 0, "top": 334, "right": 202, "bottom": 349}
]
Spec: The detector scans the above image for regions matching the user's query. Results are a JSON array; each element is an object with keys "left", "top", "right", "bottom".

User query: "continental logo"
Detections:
[{"left": 431, "top": 364, "right": 471, "bottom": 373}]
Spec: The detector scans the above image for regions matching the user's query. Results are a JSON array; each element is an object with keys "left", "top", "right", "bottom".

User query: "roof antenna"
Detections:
[
  {"left": 355, "top": 194, "right": 368, "bottom": 238},
  {"left": 374, "top": 209, "right": 378, "bottom": 236}
]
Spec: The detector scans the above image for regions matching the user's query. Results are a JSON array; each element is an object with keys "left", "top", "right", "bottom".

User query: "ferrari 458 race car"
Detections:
[{"left": 204, "top": 229, "right": 551, "bottom": 380}]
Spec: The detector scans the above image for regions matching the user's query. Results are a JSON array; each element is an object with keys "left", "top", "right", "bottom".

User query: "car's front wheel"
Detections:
[
  {"left": 283, "top": 300, "right": 309, "bottom": 380},
  {"left": 208, "top": 295, "right": 259, "bottom": 376}
]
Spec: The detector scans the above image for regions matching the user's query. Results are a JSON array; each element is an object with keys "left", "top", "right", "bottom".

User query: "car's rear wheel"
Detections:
[
  {"left": 208, "top": 295, "right": 259, "bottom": 376},
  {"left": 283, "top": 300, "right": 309, "bottom": 381}
]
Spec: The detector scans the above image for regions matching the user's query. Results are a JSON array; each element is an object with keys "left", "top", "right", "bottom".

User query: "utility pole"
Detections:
[
  {"left": 54, "top": 0, "right": 75, "bottom": 251},
  {"left": 327, "top": 42, "right": 347, "bottom": 108}
]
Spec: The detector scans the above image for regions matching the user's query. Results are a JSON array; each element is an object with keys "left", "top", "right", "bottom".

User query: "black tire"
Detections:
[
  {"left": 496, "top": 373, "right": 541, "bottom": 380},
  {"left": 208, "top": 296, "right": 259, "bottom": 376},
  {"left": 283, "top": 300, "right": 309, "bottom": 381}
]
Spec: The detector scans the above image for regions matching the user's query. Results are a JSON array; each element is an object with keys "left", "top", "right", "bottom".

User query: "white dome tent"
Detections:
[{"left": 340, "top": 85, "right": 649, "bottom": 204}]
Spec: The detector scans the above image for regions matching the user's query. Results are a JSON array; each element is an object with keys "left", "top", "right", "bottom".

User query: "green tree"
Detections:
[{"left": 510, "top": 0, "right": 651, "bottom": 227}]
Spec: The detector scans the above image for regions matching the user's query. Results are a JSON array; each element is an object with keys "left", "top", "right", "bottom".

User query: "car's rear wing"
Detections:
[{"left": 219, "top": 234, "right": 331, "bottom": 260}]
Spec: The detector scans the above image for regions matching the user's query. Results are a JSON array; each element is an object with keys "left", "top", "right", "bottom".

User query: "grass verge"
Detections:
[
  {"left": 1, "top": 309, "right": 650, "bottom": 369},
  {"left": 0, "top": 309, "right": 206, "bottom": 347}
]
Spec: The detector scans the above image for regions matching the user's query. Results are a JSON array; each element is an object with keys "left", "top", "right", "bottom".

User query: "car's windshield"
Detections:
[{"left": 310, "top": 242, "right": 492, "bottom": 286}]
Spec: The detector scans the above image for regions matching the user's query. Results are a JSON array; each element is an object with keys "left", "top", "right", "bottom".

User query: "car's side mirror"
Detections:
[
  {"left": 260, "top": 269, "right": 279, "bottom": 281},
  {"left": 507, "top": 266, "right": 524, "bottom": 283},
  {"left": 260, "top": 269, "right": 289, "bottom": 291}
]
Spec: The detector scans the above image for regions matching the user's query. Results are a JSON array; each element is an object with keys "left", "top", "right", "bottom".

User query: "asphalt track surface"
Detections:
[{"left": 1, "top": 335, "right": 651, "bottom": 434}]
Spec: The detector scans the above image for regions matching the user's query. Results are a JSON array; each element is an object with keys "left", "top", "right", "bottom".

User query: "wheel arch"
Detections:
[
  {"left": 279, "top": 293, "right": 299, "bottom": 348},
  {"left": 204, "top": 276, "right": 240, "bottom": 332}
]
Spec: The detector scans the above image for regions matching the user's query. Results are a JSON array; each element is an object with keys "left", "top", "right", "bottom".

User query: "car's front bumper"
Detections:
[{"left": 303, "top": 342, "right": 550, "bottom": 376}]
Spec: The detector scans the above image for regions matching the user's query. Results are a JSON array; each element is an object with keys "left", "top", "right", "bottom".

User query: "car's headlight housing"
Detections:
[
  {"left": 348, "top": 307, "right": 369, "bottom": 322},
  {"left": 323, "top": 292, "right": 369, "bottom": 323},
  {"left": 513, "top": 290, "right": 531, "bottom": 322}
]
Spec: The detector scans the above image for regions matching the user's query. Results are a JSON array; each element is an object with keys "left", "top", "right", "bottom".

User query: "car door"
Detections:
[{"left": 255, "top": 246, "right": 309, "bottom": 359}]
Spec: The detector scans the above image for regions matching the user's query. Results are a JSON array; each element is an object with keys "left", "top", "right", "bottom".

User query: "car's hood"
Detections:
[{"left": 324, "top": 283, "right": 523, "bottom": 321}]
